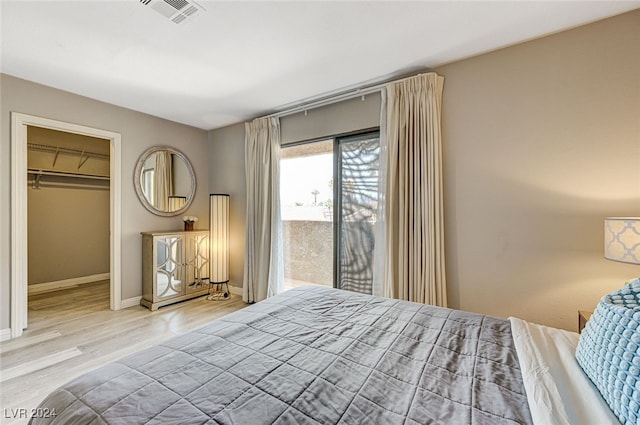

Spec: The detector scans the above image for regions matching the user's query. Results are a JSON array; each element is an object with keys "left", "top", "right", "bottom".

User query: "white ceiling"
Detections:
[{"left": 2, "top": 1, "right": 639, "bottom": 130}]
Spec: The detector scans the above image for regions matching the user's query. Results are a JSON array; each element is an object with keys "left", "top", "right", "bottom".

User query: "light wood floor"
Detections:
[{"left": 0, "top": 281, "right": 247, "bottom": 424}]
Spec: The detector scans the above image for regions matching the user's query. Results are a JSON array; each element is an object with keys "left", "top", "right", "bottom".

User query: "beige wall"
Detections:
[
  {"left": 1, "top": 74, "right": 209, "bottom": 330},
  {"left": 281, "top": 92, "right": 382, "bottom": 144},
  {"left": 436, "top": 9, "right": 640, "bottom": 330},
  {"left": 208, "top": 10, "right": 639, "bottom": 331},
  {"left": 208, "top": 123, "right": 247, "bottom": 290},
  {"left": 28, "top": 182, "right": 110, "bottom": 284}
]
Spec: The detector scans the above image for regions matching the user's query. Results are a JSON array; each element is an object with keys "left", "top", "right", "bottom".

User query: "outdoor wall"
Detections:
[
  {"left": 209, "top": 10, "right": 639, "bottom": 331},
  {"left": 1, "top": 74, "right": 209, "bottom": 332},
  {"left": 282, "top": 220, "right": 333, "bottom": 286}
]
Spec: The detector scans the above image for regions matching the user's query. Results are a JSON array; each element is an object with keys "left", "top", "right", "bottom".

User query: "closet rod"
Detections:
[
  {"left": 27, "top": 143, "right": 110, "bottom": 161},
  {"left": 27, "top": 168, "right": 110, "bottom": 181}
]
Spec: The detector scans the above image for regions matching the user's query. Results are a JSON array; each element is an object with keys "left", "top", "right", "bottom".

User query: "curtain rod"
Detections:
[
  {"left": 262, "top": 71, "right": 433, "bottom": 120},
  {"left": 264, "top": 84, "right": 384, "bottom": 120}
]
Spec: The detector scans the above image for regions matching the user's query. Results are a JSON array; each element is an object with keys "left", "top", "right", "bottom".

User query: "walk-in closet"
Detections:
[{"left": 26, "top": 126, "right": 111, "bottom": 312}]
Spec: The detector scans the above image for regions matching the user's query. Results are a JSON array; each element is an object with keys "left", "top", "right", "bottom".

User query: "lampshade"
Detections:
[
  {"left": 168, "top": 195, "right": 186, "bottom": 212},
  {"left": 210, "top": 194, "right": 230, "bottom": 283},
  {"left": 604, "top": 217, "right": 640, "bottom": 265}
]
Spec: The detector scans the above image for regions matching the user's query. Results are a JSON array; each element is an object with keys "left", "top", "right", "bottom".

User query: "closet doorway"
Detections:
[
  {"left": 10, "top": 113, "right": 122, "bottom": 339},
  {"left": 27, "top": 127, "right": 111, "bottom": 315}
]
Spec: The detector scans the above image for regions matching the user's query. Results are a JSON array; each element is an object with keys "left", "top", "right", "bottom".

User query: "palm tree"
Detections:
[{"left": 311, "top": 189, "right": 320, "bottom": 205}]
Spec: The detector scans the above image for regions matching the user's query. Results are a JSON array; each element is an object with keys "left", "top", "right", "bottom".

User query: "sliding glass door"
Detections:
[
  {"left": 280, "top": 131, "right": 380, "bottom": 294},
  {"left": 335, "top": 132, "right": 380, "bottom": 294}
]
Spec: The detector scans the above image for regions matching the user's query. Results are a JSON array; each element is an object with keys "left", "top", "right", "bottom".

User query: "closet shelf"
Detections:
[{"left": 28, "top": 142, "right": 109, "bottom": 170}]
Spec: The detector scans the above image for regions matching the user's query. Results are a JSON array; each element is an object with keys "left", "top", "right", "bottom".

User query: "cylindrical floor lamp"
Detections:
[{"left": 208, "top": 194, "right": 230, "bottom": 300}]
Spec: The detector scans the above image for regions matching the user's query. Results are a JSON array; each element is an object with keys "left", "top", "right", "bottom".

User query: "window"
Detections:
[
  {"left": 142, "top": 168, "right": 155, "bottom": 206},
  {"left": 281, "top": 140, "right": 334, "bottom": 289},
  {"left": 336, "top": 132, "right": 379, "bottom": 294}
]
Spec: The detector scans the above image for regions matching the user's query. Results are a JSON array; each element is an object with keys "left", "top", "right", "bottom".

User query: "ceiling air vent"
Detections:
[{"left": 140, "top": 0, "right": 205, "bottom": 24}]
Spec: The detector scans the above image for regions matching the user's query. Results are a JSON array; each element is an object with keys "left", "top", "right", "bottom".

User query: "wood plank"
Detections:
[
  {"left": 0, "top": 347, "right": 82, "bottom": 383},
  {"left": 0, "top": 281, "right": 247, "bottom": 425},
  {"left": 0, "top": 331, "right": 62, "bottom": 354}
]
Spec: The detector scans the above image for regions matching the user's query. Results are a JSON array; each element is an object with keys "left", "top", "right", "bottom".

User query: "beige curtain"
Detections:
[
  {"left": 382, "top": 73, "right": 447, "bottom": 306},
  {"left": 243, "top": 117, "right": 284, "bottom": 303},
  {"left": 153, "top": 151, "right": 173, "bottom": 211}
]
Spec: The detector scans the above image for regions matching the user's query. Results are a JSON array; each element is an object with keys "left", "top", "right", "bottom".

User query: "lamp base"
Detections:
[{"left": 207, "top": 281, "right": 230, "bottom": 301}]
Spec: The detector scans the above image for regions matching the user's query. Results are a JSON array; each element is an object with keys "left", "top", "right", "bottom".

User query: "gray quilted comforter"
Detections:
[{"left": 31, "top": 286, "right": 533, "bottom": 424}]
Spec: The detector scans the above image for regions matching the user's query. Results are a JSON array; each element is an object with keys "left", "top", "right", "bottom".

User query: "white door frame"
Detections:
[{"left": 10, "top": 112, "right": 122, "bottom": 339}]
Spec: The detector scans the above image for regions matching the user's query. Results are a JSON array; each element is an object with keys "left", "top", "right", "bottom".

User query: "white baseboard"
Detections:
[
  {"left": 29, "top": 273, "right": 110, "bottom": 295},
  {"left": 229, "top": 285, "right": 242, "bottom": 296},
  {"left": 120, "top": 296, "right": 142, "bottom": 309},
  {"left": 0, "top": 328, "right": 11, "bottom": 342}
]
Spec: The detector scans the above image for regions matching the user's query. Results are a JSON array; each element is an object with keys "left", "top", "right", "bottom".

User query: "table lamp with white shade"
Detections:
[{"left": 604, "top": 217, "right": 640, "bottom": 266}]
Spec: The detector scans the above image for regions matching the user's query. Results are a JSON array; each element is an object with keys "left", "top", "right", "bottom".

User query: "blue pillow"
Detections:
[{"left": 576, "top": 278, "right": 640, "bottom": 425}]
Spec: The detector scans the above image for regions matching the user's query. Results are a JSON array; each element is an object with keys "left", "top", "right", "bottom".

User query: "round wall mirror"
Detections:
[{"left": 134, "top": 146, "right": 196, "bottom": 216}]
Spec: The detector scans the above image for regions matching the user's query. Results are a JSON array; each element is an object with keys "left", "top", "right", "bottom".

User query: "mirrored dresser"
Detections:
[{"left": 141, "top": 230, "right": 209, "bottom": 310}]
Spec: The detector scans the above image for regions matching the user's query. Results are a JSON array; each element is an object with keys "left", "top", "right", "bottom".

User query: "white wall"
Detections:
[{"left": 0, "top": 74, "right": 209, "bottom": 330}]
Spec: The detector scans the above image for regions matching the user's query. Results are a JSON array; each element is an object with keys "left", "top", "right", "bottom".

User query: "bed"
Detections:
[{"left": 29, "top": 283, "right": 635, "bottom": 425}]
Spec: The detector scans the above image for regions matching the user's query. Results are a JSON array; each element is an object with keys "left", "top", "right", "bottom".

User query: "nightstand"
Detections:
[{"left": 578, "top": 310, "right": 593, "bottom": 333}]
